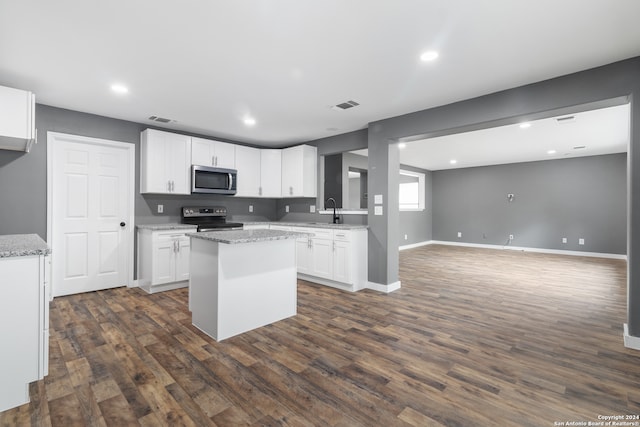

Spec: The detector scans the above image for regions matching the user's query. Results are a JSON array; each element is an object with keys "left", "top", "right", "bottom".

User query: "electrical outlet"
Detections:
[
  {"left": 404, "top": 234, "right": 408, "bottom": 240},
  {"left": 579, "top": 238, "right": 585, "bottom": 245},
  {"left": 310, "top": 205, "right": 316, "bottom": 213},
  {"left": 509, "top": 234, "right": 514, "bottom": 241},
  {"left": 248, "top": 205, "right": 253, "bottom": 213},
  {"left": 285, "top": 205, "right": 289, "bottom": 213},
  {"left": 157, "top": 204, "right": 163, "bottom": 214},
  {"left": 562, "top": 237, "right": 567, "bottom": 244},
  {"left": 457, "top": 232, "right": 462, "bottom": 238}
]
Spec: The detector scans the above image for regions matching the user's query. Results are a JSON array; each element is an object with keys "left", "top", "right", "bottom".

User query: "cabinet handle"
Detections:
[
  {"left": 333, "top": 241, "right": 336, "bottom": 252},
  {"left": 289, "top": 186, "right": 293, "bottom": 195},
  {"left": 167, "top": 180, "right": 171, "bottom": 192},
  {"left": 212, "top": 155, "right": 215, "bottom": 166},
  {"left": 259, "top": 186, "right": 262, "bottom": 196}
]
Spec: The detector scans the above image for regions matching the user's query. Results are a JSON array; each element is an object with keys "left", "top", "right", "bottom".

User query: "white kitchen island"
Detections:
[{"left": 188, "top": 229, "right": 308, "bottom": 341}]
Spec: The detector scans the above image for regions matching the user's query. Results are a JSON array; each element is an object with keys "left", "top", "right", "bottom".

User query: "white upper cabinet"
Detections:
[
  {"left": 140, "top": 129, "right": 192, "bottom": 194},
  {"left": 235, "top": 145, "right": 261, "bottom": 197},
  {"left": 281, "top": 145, "right": 317, "bottom": 198},
  {"left": 260, "top": 149, "right": 282, "bottom": 197},
  {"left": 235, "top": 147, "right": 282, "bottom": 198},
  {"left": 0, "top": 85, "right": 36, "bottom": 152},
  {"left": 191, "top": 137, "right": 235, "bottom": 168}
]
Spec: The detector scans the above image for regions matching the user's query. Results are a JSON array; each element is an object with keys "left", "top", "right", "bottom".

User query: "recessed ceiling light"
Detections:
[
  {"left": 110, "top": 84, "right": 128, "bottom": 94},
  {"left": 243, "top": 117, "right": 256, "bottom": 127},
  {"left": 420, "top": 51, "right": 439, "bottom": 62},
  {"left": 519, "top": 123, "right": 531, "bottom": 129},
  {"left": 547, "top": 149, "right": 557, "bottom": 155},
  {"left": 450, "top": 159, "right": 457, "bottom": 164},
  {"left": 398, "top": 143, "right": 407, "bottom": 149}
]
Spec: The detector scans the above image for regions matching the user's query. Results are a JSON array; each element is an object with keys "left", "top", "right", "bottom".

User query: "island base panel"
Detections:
[{"left": 190, "top": 238, "right": 297, "bottom": 341}]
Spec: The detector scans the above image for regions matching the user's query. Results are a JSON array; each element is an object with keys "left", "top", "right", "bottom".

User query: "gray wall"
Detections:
[
  {"left": 399, "top": 165, "right": 432, "bottom": 246},
  {"left": 432, "top": 154, "right": 627, "bottom": 254},
  {"left": 275, "top": 198, "right": 367, "bottom": 225},
  {"left": 323, "top": 154, "right": 343, "bottom": 207}
]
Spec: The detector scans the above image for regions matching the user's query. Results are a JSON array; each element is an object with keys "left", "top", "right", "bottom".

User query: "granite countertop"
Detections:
[
  {"left": 0, "top": 234, "right": 51, "bottom": 258},
  {"left": 137, "top": 223, "right": 198, "bottom": 231},
  {"left": 188, "top": 229, "right": 311, "bottom": 244},
  {"left": 241, "top": 221, "right": 367, "bottom": 230}
]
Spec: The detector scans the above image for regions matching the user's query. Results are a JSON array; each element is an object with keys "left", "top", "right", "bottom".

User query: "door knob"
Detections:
[{"left": 120, "top": 222, "right": 126, "bottom": 227}]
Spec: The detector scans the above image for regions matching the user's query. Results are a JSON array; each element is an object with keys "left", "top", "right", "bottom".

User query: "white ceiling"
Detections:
[
  {"left": 1, "top": 1, "right": 640, "bottom": 147},
  {"left": 358, "top": 103, "right": 629, "bottom": 171}
]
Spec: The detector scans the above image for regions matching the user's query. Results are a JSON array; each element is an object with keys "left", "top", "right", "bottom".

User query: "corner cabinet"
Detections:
[
  {"left": 140, "top": 129, "right": 192, "bottom": 194},
  {"left": 281, "top": 145, "right": 317, "bottom": 198},
  {"left": 0, "top": 253, "right": 49, "bottom": 412},
  {"left": 0, "top": 85, "right": 36, "bottom": 152},
  {"left": 235, "top": 147, "right": 283, "bottom": 198},
  {"left": 137, "top": 227, "right": 196, "bottom": 294}
]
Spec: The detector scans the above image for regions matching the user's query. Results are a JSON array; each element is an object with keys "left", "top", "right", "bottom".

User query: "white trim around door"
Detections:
[{"left": 47, "top": 132, "right": 135, "bottom": 297}]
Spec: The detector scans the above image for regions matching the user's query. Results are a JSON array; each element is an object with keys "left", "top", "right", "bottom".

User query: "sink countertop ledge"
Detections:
[
  {"left": 0, "top": 234, "right": 51, "bottom": 258},
  {"left": 137, "top": 223, "right": 198, "bottom": 231},
  {"left": 241, "top": 221, "right": 367, "bottom": 230},
  {"left": 188, "top": 229, "right": 312, "bottom": 244}
]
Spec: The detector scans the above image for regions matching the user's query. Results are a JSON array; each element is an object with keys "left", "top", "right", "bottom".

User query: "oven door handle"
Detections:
[{"left": 228, "top": 173, "right": 233, "bottom": 191}]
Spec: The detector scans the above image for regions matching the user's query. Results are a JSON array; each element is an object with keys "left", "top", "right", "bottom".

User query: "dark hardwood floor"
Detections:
[{"left": 1, "top": 244, "right": 637, "bottom": 426}]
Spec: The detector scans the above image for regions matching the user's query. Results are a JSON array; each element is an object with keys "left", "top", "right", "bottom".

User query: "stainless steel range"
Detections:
[{"left": 181, "top": 206, "right": 243, "bottom": 232}]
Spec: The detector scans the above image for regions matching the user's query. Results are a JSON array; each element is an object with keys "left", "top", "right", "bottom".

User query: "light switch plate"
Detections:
[
  {"left": 310, "top": 205, "right": 316, "bottom": 213},
  {"left": 249, "top": 205, "right": 253, "bottom": 213},
  {"left": 285, "top": 205, "right": 289, "bottom": 213},
  {"left": 374, "top": 206, "right": 383, "bottom": 215},
  {"left": 157, "top": 204, "right": 163, "bottom": 214},
  {"left": 374, "top": 194, "right": 383, "bottom": 204}
]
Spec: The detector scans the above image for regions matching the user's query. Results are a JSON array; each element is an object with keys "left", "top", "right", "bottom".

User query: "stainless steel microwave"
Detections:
[{"left": 191, "top": 165, "right": 237, "bottom": 195}]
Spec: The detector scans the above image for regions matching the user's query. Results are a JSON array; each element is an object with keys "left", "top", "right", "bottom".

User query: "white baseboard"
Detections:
[
  {"left": 624, "top": 324, "right": 640, "bottom": 350},
  {"left": 399, "top": 240, "right": 435, "bottom": 251},
  {"left": 401, "top": 239, "right": 627, "bottom": 260},
  {"left": 366, "top": 280, "right": 401, "bottom": 293}
]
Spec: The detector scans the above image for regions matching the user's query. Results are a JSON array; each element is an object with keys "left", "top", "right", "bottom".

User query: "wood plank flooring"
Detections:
[{"left": 1, "top": 244, "right": 638, "bottom": 426}]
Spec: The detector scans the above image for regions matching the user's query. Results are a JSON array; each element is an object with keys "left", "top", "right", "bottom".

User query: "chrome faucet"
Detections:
[{"left": 326, "top": 197, "right": 339, "bottom": 224}]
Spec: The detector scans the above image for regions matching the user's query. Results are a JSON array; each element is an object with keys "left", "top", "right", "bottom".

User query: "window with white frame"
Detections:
[{"left": 399, "top": 169, "right": 425, "bottom": 211}]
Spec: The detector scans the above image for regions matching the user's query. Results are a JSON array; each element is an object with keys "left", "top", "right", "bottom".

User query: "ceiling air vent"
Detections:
[
  {"left": 332, "top": 100, "right": 360, "bottom": 110},
  {"left": 148, "top": 115, "right": 173, "bottom": 123},
  {"left": 556, "top": 115, "right": 576, "bottom": 124}
]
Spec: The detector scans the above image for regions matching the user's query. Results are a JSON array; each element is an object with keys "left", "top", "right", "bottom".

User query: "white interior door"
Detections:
[{"left": 48, "top": 132, "right": 134, "bottom": 297}]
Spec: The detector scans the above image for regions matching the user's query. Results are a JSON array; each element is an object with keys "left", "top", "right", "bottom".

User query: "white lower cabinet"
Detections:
[
  {"left": 137, "top": 228, "right": 196, "bottom": 294},
  {"left": 242, "top": 223, "right": 367, "bottom": 291},
  {"left": 287, "top": 225, "right": 367, "bottom": 292},
  {"left": 0, "top": 254, "right": 49, "bottom": 412}
]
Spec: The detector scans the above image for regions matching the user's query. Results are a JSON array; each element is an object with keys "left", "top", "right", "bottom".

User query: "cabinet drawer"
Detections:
[
  {"left": 307, "top": 228, "right": 332, "bottom": 239},
  {"left": 153, "top": 231, "right": 192, "bottom": 241},
  {"left": 332, "top": 230, "right": 351, "bottom": 241}
]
